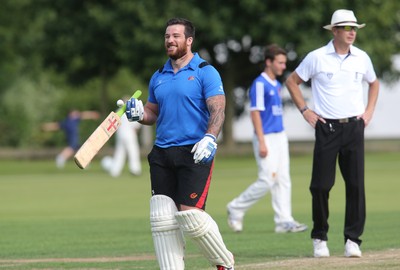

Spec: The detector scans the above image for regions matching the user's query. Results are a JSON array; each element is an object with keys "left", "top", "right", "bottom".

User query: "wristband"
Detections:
[
  {"left": 300, "top": 106, "right": 309, "bottom": 114},
  {"left": 205, "top": 133, "right": 216, "bottom": 142}
]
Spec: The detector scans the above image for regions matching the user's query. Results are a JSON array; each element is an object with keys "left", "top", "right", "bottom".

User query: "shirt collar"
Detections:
[
  {"left": 164, "top": 52, "right": 200, "bottom": 72},
  {"left": 187, "top": 53, "right": 201, "bottom": 70},
  {"left": 261, "top": 72, "right": 278, "bottom": 86},
  {"left": 325, "top": 40, "right": 360, "bottom": 56}
]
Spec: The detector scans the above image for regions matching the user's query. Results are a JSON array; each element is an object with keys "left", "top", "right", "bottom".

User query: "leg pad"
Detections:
[
  {"left": 150, "top": 195, "right": 185, "bottom": 270},
  {"left": 175, "top": 209, "right": 234, "bottom": 268}
]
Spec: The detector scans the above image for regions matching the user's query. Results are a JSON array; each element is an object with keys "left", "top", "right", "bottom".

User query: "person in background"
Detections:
[
  {"left": 101, "top": 110, "right": 142, "bottom": 177},
  {"left": 124, "top": 18, "right": 234, "bottom": 270},
  {"left": 42, "top": 109, "right": 100, "bottom": 168},
  {"left": 285, "top": 9, "right": 379, "bottom": 258},
  {"left": 227, "top": 44, "right": 307, "bottom": 234}
]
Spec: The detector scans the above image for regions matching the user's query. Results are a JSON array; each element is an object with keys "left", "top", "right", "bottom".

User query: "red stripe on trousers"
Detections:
[{"left": 195, "top": 161, "right": 214, "bottom": 209}]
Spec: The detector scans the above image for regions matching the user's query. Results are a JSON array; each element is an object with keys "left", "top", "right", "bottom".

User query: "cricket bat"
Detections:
[{"left": 74, "top": 90, "right": 142, "bottom": 169}]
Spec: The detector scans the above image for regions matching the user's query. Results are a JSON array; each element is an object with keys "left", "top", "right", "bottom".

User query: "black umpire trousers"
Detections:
[{"left": 310, "top": 118, "right": 365, "bottom": 246}]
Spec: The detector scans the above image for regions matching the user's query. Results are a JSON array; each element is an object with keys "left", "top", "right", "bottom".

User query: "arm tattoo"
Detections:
[{"left": 206, "top": 95, "right": 225, "bottom": 137}]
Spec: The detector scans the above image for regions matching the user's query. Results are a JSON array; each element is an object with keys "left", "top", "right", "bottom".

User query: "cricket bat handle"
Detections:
[{"left": 116, "top": 90, "right": 142, "bottom": 117}]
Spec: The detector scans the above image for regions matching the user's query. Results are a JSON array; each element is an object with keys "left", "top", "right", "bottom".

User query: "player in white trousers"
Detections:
[
  {"left": 227, "top": 44, "right": 307, "bottom": 234},
  {"left": 102, "top": 114, "right": 141, "bottom": 177}
]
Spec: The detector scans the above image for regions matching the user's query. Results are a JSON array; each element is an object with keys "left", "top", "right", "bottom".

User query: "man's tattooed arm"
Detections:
[{"left": 206, "top": 95, "right": 225, "bottom": 137}]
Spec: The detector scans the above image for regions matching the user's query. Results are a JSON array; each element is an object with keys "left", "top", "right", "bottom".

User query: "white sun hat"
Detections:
[{"left": 323, "top": 9, "right": 366, "bottom": 30}]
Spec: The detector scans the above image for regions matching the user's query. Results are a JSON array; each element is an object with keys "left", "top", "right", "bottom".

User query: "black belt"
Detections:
[{"left": 324, "top": 116, "right": 359, "bottom": 123}]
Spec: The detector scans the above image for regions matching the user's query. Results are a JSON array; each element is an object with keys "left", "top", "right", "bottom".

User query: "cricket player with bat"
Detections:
[{"left": 125, "top": 18, "right": 234, "bottom": 270}]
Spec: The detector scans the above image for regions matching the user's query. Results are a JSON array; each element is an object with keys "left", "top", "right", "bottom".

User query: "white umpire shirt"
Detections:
[{"left": 295, "top": 40, "right": 377, "bottom": 119}]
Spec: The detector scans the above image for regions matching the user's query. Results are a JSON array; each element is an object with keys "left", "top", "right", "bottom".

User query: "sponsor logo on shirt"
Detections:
[
  {"left": 188, "top": 76, "right": 195, "bottom": 80},
  {"left": 272, "top": 105, "right": 283, "bottom": 116}
]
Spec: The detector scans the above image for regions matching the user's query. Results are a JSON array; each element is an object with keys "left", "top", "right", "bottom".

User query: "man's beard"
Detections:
[{"left": 167, "top": 45, "right": 187, "bottom": 60}]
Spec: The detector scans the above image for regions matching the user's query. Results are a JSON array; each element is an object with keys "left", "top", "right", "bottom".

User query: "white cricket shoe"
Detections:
[
  {"left": 227, "top": 206, "right": 243, "bottom": 232},
  {"left": 275, "top": 221, "right": 308, "bottom": 233},
  {"left": 344, "top": 239, "right": 362, "bottom": 257},
  {"left": 56, "top": 154, "right": 66, "bottom": 169},
  {"left": 227, "top": 218, "right": 243, "bottom": 232},
  {"left": 313, "top": 239, "right": 330, "bottom": 258},
  {"left": 216, "top": 253, "right": 234, "bottom": 269}
]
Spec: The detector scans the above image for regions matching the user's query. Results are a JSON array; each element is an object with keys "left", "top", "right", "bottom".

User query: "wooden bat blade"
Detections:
[
  {"left": 74, "top": 90, "right": 142, "bottom": 169},
  {"left": 74, "top": 111, "right": 121, "bottom": 169}
]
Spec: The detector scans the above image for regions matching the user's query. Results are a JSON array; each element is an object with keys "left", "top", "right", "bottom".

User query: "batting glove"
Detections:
[
  {"left": 126, "top": 98, "right": 144, "bottom": 122},
  {"left": 191, "top": 134, "right": 217, "bottom": 164}
]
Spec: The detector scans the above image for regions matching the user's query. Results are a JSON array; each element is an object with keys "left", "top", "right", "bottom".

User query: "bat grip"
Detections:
[{"left": 116, "top": 90, "right": 142, "bottom": 117}]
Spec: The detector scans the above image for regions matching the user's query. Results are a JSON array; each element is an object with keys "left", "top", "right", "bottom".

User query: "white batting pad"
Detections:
[
  {"left": 175, "top": 209, "right": 234, "bottom": 268},
  {"left": 150, "top": 195, "right": 185, "bottom": 270}
]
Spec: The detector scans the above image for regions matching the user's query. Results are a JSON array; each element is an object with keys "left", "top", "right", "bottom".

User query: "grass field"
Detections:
[{"left": 0, "top": 151, "right": 399, "bottom": 269}]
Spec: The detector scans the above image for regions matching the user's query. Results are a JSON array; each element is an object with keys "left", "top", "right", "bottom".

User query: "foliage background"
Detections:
[{"left": 1, "top": 0, "right": 399, "bottom": 148}]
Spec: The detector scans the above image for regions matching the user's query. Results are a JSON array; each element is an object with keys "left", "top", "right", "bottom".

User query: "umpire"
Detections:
[{"left": 285, "top": 9, "right": 379, "bottom": 258}]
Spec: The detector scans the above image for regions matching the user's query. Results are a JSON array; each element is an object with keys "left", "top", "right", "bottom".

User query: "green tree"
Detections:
[
  {"left": 0, "top": 0, "right": 64, "bottom": 147},
  {"left": 1, "top": 0, "right": 399, "bottom": 148},
  {"left": 37, "top": 0, "right": 123, "bottom": 113}
]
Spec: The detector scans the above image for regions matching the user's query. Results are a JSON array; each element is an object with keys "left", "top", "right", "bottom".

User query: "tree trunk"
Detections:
[{"left": 221, "top": 66, "right": 235, "bottom": 149}]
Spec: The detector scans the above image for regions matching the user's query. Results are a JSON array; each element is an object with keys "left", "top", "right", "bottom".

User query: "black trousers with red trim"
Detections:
[{"left": 148, "top": 145, "right": 214, "bottom": 210}]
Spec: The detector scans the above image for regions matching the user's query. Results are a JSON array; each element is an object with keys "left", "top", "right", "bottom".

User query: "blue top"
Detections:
[
  {"left": 59, "top": 116, "right": 81, "bottom": 150},
  {"left": 249, "top": 73, "right": 284, "bottom": 134},
  {"left": 148, "top": 53, "right": 224, "bottom": 147}
]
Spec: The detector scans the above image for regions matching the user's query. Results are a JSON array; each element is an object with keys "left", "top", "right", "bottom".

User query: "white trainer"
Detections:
[
  {"left": 55, "top": 154, "right": 66, "bottom": 169},
  {"left": 227, "top": 207, "right": 243, "bottom": 232},
  {"left": 313, "top": 239, "right": 330, "bottom": 258},
  {"left": 344, "top": 239, "right": 362, "bottom": 257},
  {"left": 275, "top": 221, "right": 308, "bottom": 233}
]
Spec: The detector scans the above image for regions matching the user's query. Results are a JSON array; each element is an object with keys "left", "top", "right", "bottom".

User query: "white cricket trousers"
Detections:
[
  {"left": 229, "top": 131, "right": 294, "bottom": 224},
  {"left": 110, "top": 132, "right": 141, "bottom": 177}
]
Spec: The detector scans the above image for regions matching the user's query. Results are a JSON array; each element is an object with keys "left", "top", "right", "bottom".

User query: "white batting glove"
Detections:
[
  {"left": 191, "top": 134, "right": 218, "bottom": 164},
  {"left": 126, "top": 98, "right": 144, "bottom": 122}
]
